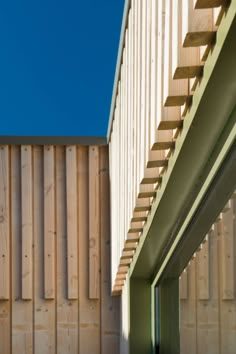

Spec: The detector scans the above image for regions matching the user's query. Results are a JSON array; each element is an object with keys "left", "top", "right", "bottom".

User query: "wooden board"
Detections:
[
  {"left": 100, "top": 146, "right": 120, "bottom": 354},
  {"left": 56, "top": 146, "right": 78, "bottom": 353},
  {"left": 163, "top": 0, "right": 188, "bottom": 106},
  {"left": 0, "top": 145, "right": 10, "bottom": 354},
  {"left": 43, "top": 146, "right": 56, "bottom": 299},
  {"left": 34, "top": 146, "right": 55, "bottom": 354},
  {"left": 21, "top": 145, "right": 33, "bottom": 300},
  {"left": 78, "top": 146, "right": 100, "bottom": 354},
  {"left": 12, "top": 146, "right": 33, "bottom": 354},
  {"left": 0, "top": 146, "right": 10, "bottom": 300},
  {"left": 182, "top": 0, "right": 215, "bottom": 47},
  {"left": 66, "top": 146, "right": 78, "bottom": 300},
  {"left": 89, "top": 146, "right": 100, "bottom": 299},
  {"left": 172, "top": 0, "right": 202, "bottom": 79}
]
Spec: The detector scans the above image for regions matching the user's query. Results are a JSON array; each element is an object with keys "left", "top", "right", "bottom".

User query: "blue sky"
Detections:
[{"left": 0, "top": 0, "right": 124, "bottom": 136}]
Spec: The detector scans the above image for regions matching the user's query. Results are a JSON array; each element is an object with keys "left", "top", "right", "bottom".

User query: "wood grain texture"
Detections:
[
  {"left": 66, "top": 146, "right": 78, "bottom": 300},
  {"left": 21, "top": 145, "right": 33, "bottom": 300},
  {"left": 0, "top": 146, "right": 10, "bottom": 300},
  {"left": 0, "top": 145, "right": 10, "bottom": 354},
  {"left": 79, "top": 146, "right": 100, "bottom": 354},
  {"left": 44, "top": 146, "right": 56, "bottom": 299},
  {"left": 89, "top": 146, "right": 100, "bottom": 299}
]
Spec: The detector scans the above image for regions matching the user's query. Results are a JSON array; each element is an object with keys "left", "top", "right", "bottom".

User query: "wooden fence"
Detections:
[
  {"left": 0, "top": 145, "right": 120, "bottom": 354},
  {"left": 180, "top": 196, "right": 236, "bottom": 354},
  {"left": 108, "top": 0, "right": 230, "bottom": 293}
]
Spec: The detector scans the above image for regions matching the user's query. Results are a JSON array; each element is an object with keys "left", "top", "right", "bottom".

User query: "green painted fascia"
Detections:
[{"left": 129, "top": 0, "right": 236, "bottom": 280}]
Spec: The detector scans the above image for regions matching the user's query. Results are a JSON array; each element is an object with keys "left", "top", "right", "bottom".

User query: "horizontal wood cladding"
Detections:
[
  {"left": 108, "top": 0, "right": 231, "bottom": 292},
  {"left": 180, "top": 197, "right": 236, "bottom": 353},
  {"left": 0, "top": 145, "right": 120, "bottom": 354}
]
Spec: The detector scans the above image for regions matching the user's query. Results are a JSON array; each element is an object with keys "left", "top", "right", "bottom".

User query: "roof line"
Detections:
[
  {"left": 106, "top": 0, "right": 131, "bottom": 142},
  {"left": 0, "top": 136, "right": 107, "bottom": 146}
]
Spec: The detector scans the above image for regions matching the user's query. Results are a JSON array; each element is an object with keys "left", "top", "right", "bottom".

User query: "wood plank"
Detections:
[
  {"left": 182, "top": 0, "right": 215, "bottom": 47},
  {"left": 129, "top": 221, "right": 143, "bottom": 233},
  {"left": 43, "top": 146, "right": 55, "bottom": 299},
  {"left": 138, "top": 184, "right": 156, "bottom": 199},
  {"left": 157, "top": 0, "right": 182, "bottom": 128},
  {"left": 100, "top": 146, "right": 120, "bottom": 354},
  {"left": 12, "top": 146, "right": 33, "bottom": 354},
  {"left": 141, "top": 168, "right": 162, "bottom": 185},
  {"left": 0, "top": 146, "right": 10, "bottom": 300},
  {"left": 221, "top": 206, "right": 234, "bottom": 300},
  {"left": 89, "top": 146, "right": 100, "bottom": 299},
  {"left": 163, "top": 0, "right": 188, "bottom": 106},
  {"left": 194, "top": 0, "right": 225, "bottom": 8},
  {"left": 147, "top": 150, "right": 168, "bottom": 168},
  {"left": 34, "top": 146, "right": 55, "bottom": 354},
  {"left": 56, "top": 146, "right": 78, "bottom": 354},
  {"left": 78, "top": 146, "right": 100, "bottom": 354},
  {"left": 21, "top": 145, "right": 33, "bottom": 300},
  {"left": 134, "top": 198, "right": 152, "bottom": 212},
  {"left": 218, "top": 214, "right": 236, "bottom": 354},
  {"left": 0, "top": 145, "right": 10, "bottom": 354},
  {"left": 197, "top": 239, "right": 209, "bottom": 300},
  {"left": 152, "top": 130, "right": 175, "bottom": 150},
  {"left": 180, "top": 258, "right": 197, "bottom": 354},
  {"left": 117, "top": 266, "right": 129, "bottom": 274},
  {"left": 66, "top": 146, "right": 78, "bottom": 300},
  {"left": 172, "top": 0, "right": 202, "bottom": 79},
  {"left": 131, "top": 211, "right": 148, "bottom": 222},
  {"left": 180, "top": 269, "right": 188, "bottom": 300},
  {"left": 196, "top": 226, "right": 220, "bottom": 354}
]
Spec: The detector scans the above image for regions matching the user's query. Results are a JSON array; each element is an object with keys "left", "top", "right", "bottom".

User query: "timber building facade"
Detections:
[{"left": 0, "top": 0, "right": 236, "bottom": 353}]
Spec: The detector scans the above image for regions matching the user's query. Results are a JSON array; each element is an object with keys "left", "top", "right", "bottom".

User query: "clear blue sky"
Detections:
[{"left": 0, "top": 0, "right": 124, "bottom": 136}]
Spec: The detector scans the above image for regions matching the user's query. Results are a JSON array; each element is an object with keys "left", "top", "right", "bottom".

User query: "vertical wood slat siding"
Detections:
[
  {"left": 109, "top": 0, "right": 227, "bottom": 291},
  {"left": 180, "top": 197, "right": 236, "bottom": 354},
  {"left": 0, "top": 145, "right": 120, "bottom": 354}
]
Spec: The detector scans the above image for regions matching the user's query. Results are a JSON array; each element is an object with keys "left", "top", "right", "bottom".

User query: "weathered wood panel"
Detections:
[{"left": 0, "top": 145, "right": 120, "bottom": 354}]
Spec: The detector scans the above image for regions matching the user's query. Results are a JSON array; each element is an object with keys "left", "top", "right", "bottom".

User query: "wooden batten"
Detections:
[
  {"left": 66, "top": 146, "right": 78, "bottom": 299},
  {"left": 194, "top": 0, "right": 225, "bottom": 8},
  {"left": 21, "top": 145, "right": 33, "bottom": 300},
  {"left": 138, "top": 184, "right": 156, "bottom": 199},
  {"left": 0, "top": 146, "right": 10, "bottom": 300},
  {"left": 197, "top": 240, "right": 209, "bottom": 300},
  {"left": 147, "top": 150, "right": 168, "bottom": 168},
  {"left": 89, "top": 146, "right": 100, "bottom": 299},
  {"left": 141, "top": 167, "right": 162, "bottom": 185},
  {"left": 134, "top": 198, "right": 152, "bottom": 212},
  {"left": 182, "top": 0, "right": 215, "bottom": 47},
  {"left": 163, "top": 0, "right": 188, "bottom": 106},
  {"left": 129, "top": 221, "right": 143, "bottom": 233},
  {"left": 121, "top": 250, "right": 135, "bottom": 260},
  {"left": 152, "top": 130, "right": 175, "bottom": 150},
  {"left": 180, "top": 269, "right": 188, "bottom": 300},
  {"left": 172, "top": 0, "right": 203, "bottom": 79},
  {"left": 131, "top": 211, "right": 148, "bottom": 222},
  {"left": 43, "top": 146, "right": 56, "bottom": 299},
  {"left": 117, "top": 266, "right": 129, "bottom": 274},
  {"left": 123, "top": 242, "right": 138, "bottom": 251},
  {"left": 220, "top": 207, "right": 235, "bottom": 300},
  {"left": 126, "top": 233, "right": 141, "bottom": 243}
]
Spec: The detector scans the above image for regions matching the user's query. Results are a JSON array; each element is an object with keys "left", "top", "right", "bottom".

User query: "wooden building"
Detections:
[
  {"left": 108, "top": 0, "right": 236, "bottom": 353},
  {"left": 0, "top": 0, "right": 236, "bottom": 353}
]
